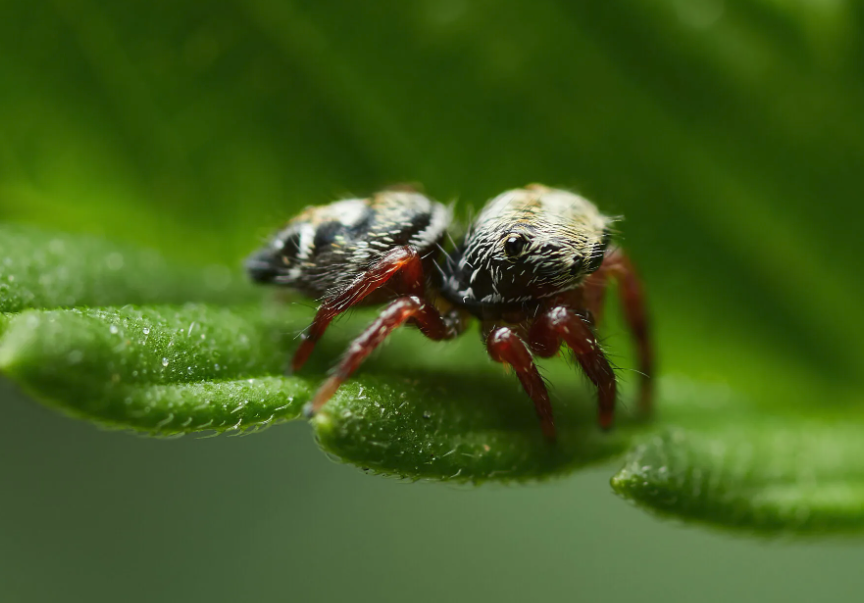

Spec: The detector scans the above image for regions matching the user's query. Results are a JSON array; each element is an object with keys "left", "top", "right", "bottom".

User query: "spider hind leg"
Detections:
[
  {"left": 292, "top": 246, "right": 427, "bottom": 373},
  {"left": 304, "top": 295, "right": 457, "bottom": 417},
  {"left": 582, "top": 248, "right": 653, "bottom": 417}
]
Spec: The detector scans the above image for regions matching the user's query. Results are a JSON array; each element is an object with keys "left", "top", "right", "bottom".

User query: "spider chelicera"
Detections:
[{"left": 246, "top": 184, "right": 653, "bottom": 440}]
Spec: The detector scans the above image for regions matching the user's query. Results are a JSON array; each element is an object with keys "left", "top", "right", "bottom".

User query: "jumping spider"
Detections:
[{"left": 246, "top": 184, "right": 653, "bottom": 440}]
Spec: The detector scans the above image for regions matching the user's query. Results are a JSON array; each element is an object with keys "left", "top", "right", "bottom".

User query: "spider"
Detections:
[{"left": 246, "top": 184, "right": 653, "bottom": 440}]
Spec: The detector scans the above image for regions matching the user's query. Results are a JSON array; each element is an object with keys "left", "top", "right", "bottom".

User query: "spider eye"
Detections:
[{"left": 503, "top": 233, "right": 528, "bottom": 258}]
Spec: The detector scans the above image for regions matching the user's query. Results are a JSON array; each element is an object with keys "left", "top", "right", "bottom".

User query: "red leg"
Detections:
[
  {"left": 305, "top": 295, "right": 456, "bottom": 416},
  {"left": 292, "top": 246, "right": 425, "bottom": 372},
  {"left": 529, "top": 307, "right": 616, "bottom": 429},
  {"left": 581, "top": 271, "right": 608, "bottom": 327},
  {"left": 486, "top": 327, "right": 556, "bottom": 441},
  {"left": 582, "top": 248, "right": 653, "bottom": 417}
]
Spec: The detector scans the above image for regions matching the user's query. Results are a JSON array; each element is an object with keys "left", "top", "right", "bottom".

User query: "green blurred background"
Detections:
[{"left": 2, "top": 0, "right": 864, "bottom": 601}]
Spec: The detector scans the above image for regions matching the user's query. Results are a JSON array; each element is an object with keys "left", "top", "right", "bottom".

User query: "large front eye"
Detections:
[{"left": 503, "top": 233, "right": 528, "bottom": 258}]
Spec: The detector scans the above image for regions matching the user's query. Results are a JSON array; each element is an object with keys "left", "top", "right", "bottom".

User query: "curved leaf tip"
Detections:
[{"left": 611, "top": 424, "right": 864, "bottom": 535}]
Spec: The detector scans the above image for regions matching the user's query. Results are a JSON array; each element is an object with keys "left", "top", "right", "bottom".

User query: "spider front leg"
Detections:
[
  {"left": 582, "top": 248, "right": 653, "bottom": 417},
  {"left": 304, "top": 295, "right": 459, "bottom": 416},
  {"left": 292, "top": 246, "right": 426, "bottom": 373},
  {"left": 529, "top": 306, "right": 616, "bottom": 430},
  {"left": 486, "top": 327, "right": 556, "bottom": 441}
]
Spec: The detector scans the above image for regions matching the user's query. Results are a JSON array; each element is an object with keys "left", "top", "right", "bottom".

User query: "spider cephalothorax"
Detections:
[
  {"left": 441, "top": 184, "right": 614, "bottom": 312},
  {"left": 247, "top": 184, "right": 653, "bottom": 440}
]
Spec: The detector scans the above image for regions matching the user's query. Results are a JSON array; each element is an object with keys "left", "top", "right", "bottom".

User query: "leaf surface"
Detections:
[
  {"left": 0, "top": 304, "right": 310, "bottom": 434},
  {"left": 0, "top": 224, "right": 251, "bottom": 314},
  {"left": 612, "top": 417, "right": 864, "bottom": 535}
]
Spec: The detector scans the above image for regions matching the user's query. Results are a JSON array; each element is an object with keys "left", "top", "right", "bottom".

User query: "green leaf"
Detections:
[
  {"left": 0, "top": 224, "right": 252, "bottom": 314},
  {"left": 5, "top": 222, "right": 864, "bottom": 529},
  {"left": 0, "top": 304, "right": 311, "bottom": 434},
  {"left": 312, "top": 374, "right": 636, "bottom": 483},
  {"left": 611, "top": 418, "right": 864, "bottom": 535},
  {"left": 4, "top": 226, "right": 864, "bottom": 527}
]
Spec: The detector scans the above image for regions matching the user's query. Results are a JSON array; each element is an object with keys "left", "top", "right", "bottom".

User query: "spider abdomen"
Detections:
[{"left": 247, "top": 190, "right": 451, "bottom": 299}]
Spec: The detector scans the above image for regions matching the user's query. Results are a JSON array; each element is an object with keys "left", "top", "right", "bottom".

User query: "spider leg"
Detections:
[
  {"left": 304, "top": 295, "right": 457, "bottom": 416},
  {"left": 581, "top": 270, "right": 608, "bottom": 327},
  {"left": 292, "top": 246, "right": 426, "bottom": 373},
  {"left": 585, "top": 248, "right": 653, "bottom": 416},
  {"left": 529, "top": 307, "right": 616, "bottom": 430},
  {"left": 486, "top": 327, "right": 556, "bottom": 440}
]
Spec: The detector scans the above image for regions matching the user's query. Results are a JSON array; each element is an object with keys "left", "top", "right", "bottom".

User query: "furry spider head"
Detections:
[{"left": 441, "top": 184, "right": 614, "bottom": 308}]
